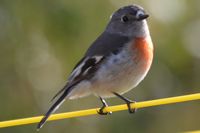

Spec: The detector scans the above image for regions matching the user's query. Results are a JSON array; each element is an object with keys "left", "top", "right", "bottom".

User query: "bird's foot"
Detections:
[
  {"left": 113, "top": 92, "right": 137, "bottom": 114},
  {"left": 126, "top": 100, "right": 137, "bottom": 114},
  {"left": 97, "top": 97, "right": 112, "bottom": 115}
]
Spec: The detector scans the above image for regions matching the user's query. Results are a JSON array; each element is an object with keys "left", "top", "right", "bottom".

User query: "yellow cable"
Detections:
[
  {"left": 0, "top": 93, "right": 200, "bottom": 128},
  {"left": 184, "top": 130, "right": 200, "bottom": 133}
]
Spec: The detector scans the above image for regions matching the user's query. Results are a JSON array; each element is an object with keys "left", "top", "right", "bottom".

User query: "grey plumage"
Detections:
[
  {"left": 37, "top": 4, "right": 152, "bottom": 129},
  {"left": 86, "top": 32, "right": 130, "bottom": 56}
]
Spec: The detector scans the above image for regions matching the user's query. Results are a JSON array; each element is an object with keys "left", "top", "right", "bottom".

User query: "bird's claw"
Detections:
[
  {"left": 126, "top": 100, "right": 137, "bottom": 114},
  {"left": 97, "top": 107, "right": 112, "bottom": 115}
]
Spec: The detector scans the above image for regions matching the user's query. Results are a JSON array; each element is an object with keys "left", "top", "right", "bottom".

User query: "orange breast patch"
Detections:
[{"left": 132, "top": 37, "right": 153, "bottom": 68}]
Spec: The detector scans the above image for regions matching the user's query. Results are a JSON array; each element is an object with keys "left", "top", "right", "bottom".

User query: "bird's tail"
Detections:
[{"left": 37, "top": 88, "right": 70, "bottom": 130}]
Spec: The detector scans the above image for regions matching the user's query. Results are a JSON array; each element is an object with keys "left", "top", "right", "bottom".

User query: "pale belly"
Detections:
[{"left": 90, "top": 47, "right": 152, "bottom": 98}]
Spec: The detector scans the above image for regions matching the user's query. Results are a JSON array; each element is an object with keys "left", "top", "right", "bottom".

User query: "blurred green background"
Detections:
[{"left": 0, "top": 0, "right": 200, "bottom": 133}]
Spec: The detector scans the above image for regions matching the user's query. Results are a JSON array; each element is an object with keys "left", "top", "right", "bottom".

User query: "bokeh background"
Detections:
[{"left": 0, "top": 0, "right": 200, "bottom": 133}]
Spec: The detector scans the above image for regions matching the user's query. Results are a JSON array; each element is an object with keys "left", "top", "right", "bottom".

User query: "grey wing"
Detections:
[
  {"left": 51, "top": 31, "right": 130, "bottom": 101},
  {"left": 51, "top": 56, "right": 104, "bottom": 101}
]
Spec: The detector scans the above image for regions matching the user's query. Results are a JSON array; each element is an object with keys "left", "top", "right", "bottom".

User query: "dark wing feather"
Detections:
[
  {"left": 50, "top": 56, "right": 103, "bottom": 102},
  {"left": 50, "top": 57, "right": 86, "bottom": 102}
]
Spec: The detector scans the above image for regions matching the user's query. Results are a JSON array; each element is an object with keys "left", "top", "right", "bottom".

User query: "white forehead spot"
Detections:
[{"left": 136, "top": 10, "right": 144, "bottom": 18}]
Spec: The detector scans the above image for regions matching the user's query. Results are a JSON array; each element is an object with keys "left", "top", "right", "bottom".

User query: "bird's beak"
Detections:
[{"left": 137, "top": 13, "right": 149, "bottom": 21}]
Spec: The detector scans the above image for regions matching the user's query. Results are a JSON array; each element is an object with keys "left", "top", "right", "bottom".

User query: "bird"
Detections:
[{"left": 37, "top": 4, "right": 153, "bottom": 129}]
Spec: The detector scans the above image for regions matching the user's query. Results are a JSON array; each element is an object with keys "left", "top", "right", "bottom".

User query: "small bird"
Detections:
[{"left": 37, "top": 4, "right": 153, "bottom": 129}]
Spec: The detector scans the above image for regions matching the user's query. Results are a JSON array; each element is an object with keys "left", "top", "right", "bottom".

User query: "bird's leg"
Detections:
[
  {"left": 113, "top": 92, "right": 137, "bottom": 113},
  {"left": 97, "top": 97, "right": 112, "bottom": 115}
]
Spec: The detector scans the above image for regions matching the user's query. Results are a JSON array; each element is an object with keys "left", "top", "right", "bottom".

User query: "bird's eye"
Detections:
[{"left": 121, "top": 15, "right": 129, "bottom": 22}]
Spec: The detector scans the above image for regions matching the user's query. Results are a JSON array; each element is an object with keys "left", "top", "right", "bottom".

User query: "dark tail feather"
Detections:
[
  {"left": 37, "top": 90, "right": 69, "bottom": 130},
  {"left": 50, "top": 84, "right": 68, "bottom": 102},
  {"left": 37, "top": 80, "right": 82, "bottom": 130}
]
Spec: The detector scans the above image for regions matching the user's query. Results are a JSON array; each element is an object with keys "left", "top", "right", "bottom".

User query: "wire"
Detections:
[
  {"left": 184, "top": 130, "right": 200, "bottom": 133},
  {"left": 0, "top": 93, "right": 200, "bottom": 128}
]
